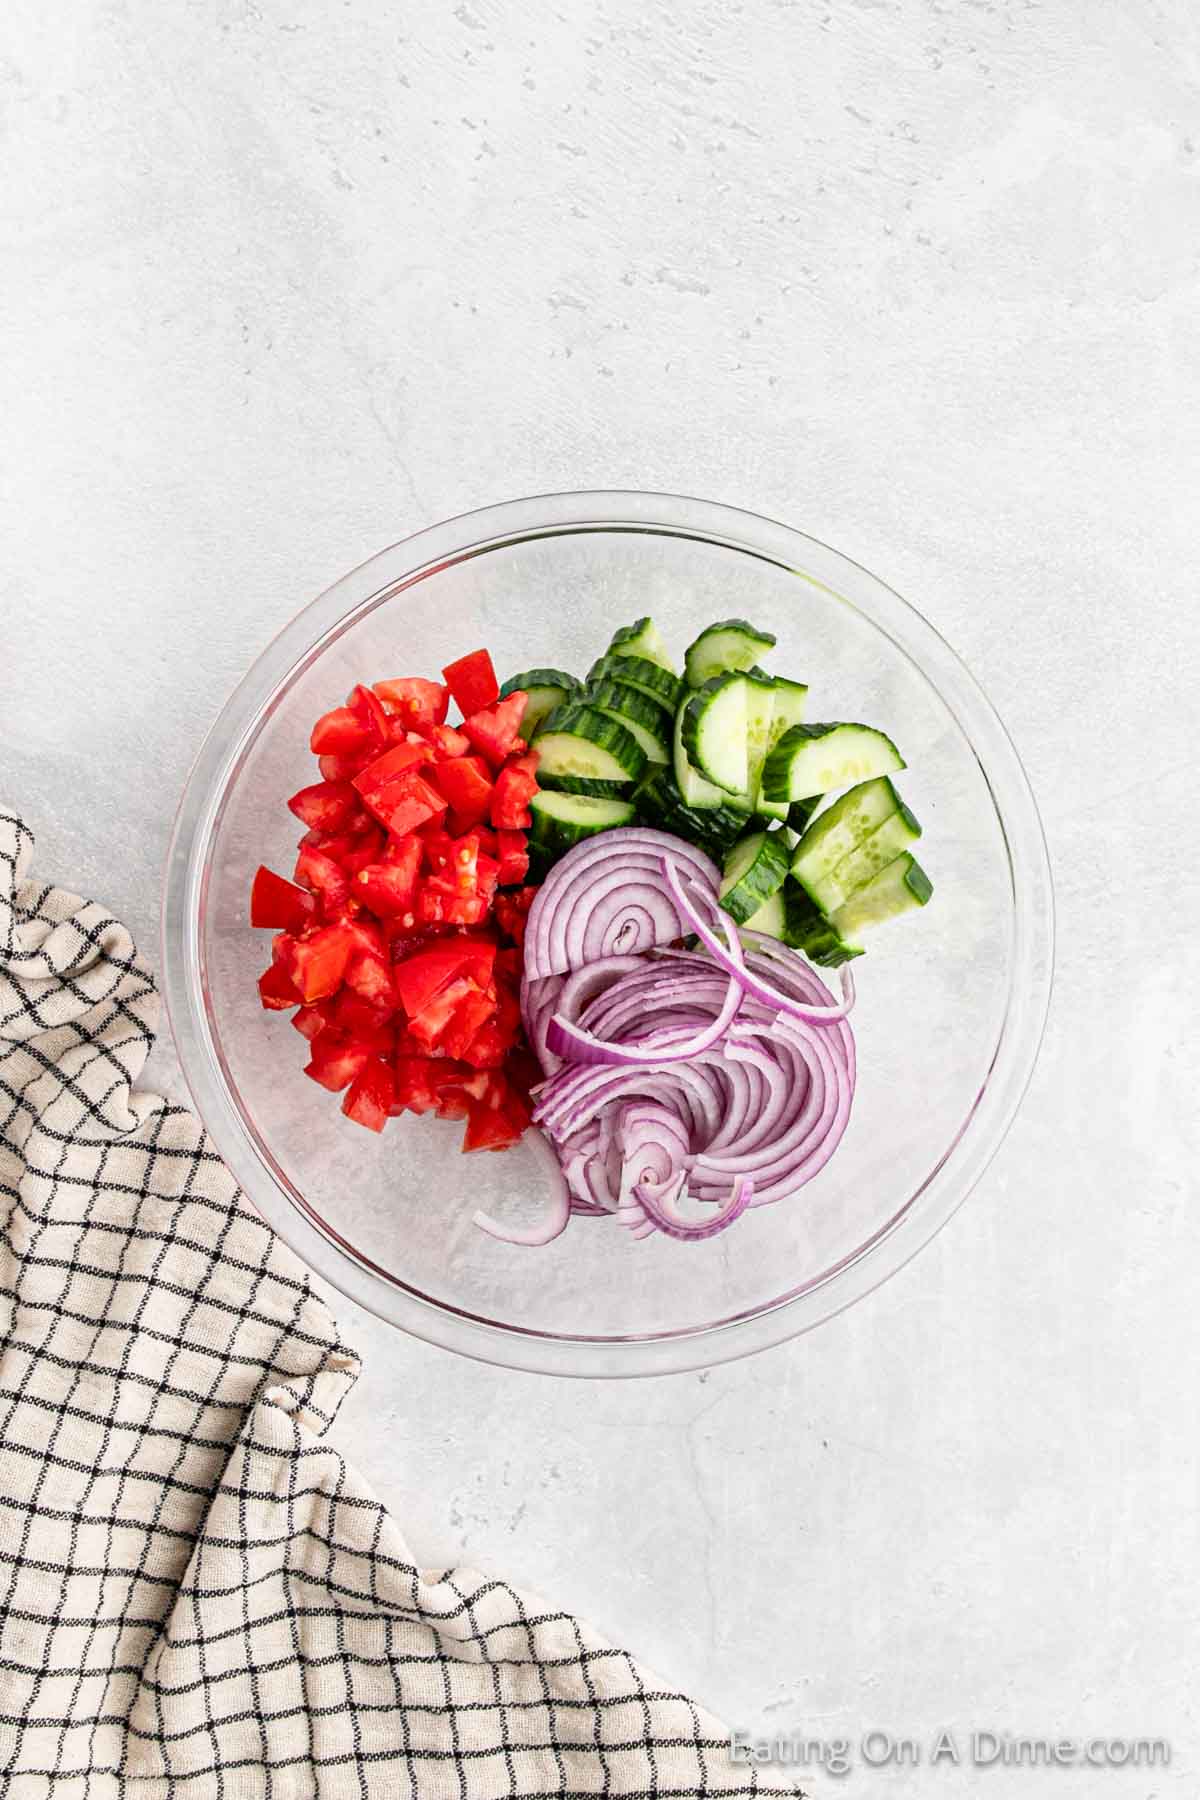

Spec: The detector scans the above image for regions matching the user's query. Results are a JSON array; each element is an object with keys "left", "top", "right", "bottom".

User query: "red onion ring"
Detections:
[{"left": 472, "top": 1127, "right": 572, "bottom": 1246}]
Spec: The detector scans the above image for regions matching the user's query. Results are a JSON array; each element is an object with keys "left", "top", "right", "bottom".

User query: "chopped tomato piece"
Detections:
[
  {"left": 305, "top": 1029, "right": 371, "bottom": 1091},
  {"left": 310, "top": 706, "right": 378, "bottom": 757},
  {"left": 406, "top": 976, "right": 476, "bottom": 1048},
  {"left": 344, "top": 947, "right": 397, "bottom": 1009},
  {"left": 391, "top": 1054, "right": 442, "bottom": 1116},
  {"left": 490, "top": 764, "right": 538, "bottom": 831},
  {"left": 421, "top": 722, "right": 472, "bottom": 759},
  {"left": 392, "top": 939, "right": 497, "bottom": 1018},
  {"left": 352, "top": 740, "right": 429, "bottom": 795},
  {"left": 438, "top": 985, "right": 498, "bottom": 1060},
  {"left": 367, "top": 773, "right": 447, "bottom": 837},
  {"left": 258, "top": 961, "right": 301, "bottom": 1010},
  {"left": 495, "top": 831, "right": 529, "bottom": 886},
  {"left": 430, "top": 754, "right": 494, "bottom": 826},
  {"left": 331, "top": 988, "right": 395, "bottom": 1035},
  {"left": 346, "top": 682, "right": 392, "bottom": 742},
  {"left": 339, "top": 829, "right": 387, "bottom": 879},
  {"left": 461, "top": 692, "right": 528, "bottom": 767},
  {"left": 442, "top": 647, "right": 499, "bottom": 718},
  {"left": 292, "top": 999, "right": 335, "bottom": 1040},
  {"left": 250, "top": 865, "right": 317, "bottom": 932},
  {"left": 342, "top": 1056, "right": 395, "bottom": 1131},
  {"left": 462, "top": 1074, "right": 524, "bottom": 1152},
  {"left": 294, "top": 845, "right": 351, "bottom": 916},
  {"left": 318, "top": 750, "right": 369, "bottom": 782},
  {"left": 372, "top": 677, "right": 449, "bottom": 728},
  {"left": 290, "top": 924, "right": 356, "bottom": 1002},
  {"left": 353, "top": 858, "right": 421, "bottom": 918},
  {"left": 494, "top": 886, "right": 538, "bottom": 947},
  {"left": 286, "top": 779, "right": 359, "bottom": 832}
]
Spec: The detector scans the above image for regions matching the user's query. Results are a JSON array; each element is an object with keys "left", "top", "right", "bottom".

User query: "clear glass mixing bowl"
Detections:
[{"left": 162, "top": 491, "right": 1053, "bottom": 1376}]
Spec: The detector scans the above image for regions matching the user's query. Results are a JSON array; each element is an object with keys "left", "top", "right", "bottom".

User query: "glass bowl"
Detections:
[{"left": 162, "top": 491, "right": 1053, "bottom": 1377}]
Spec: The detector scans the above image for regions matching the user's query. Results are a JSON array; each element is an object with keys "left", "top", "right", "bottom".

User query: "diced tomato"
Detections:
[
  {"left": 406, "top": 976, "right": 474, "bottom": 1048},
  {"left": 353, "top": 849, "right": 420, "bottom": 918},
  {"left": 250, "top": 865, "right": 317, "bottom": 932},
  {"left": 506, "top": 746, "right": 540, "bottom": 778},
  {"left": 495, "top": 830, "right": 529, "bottom": 886},
  {"left": 258, "top": 961, "right": 301, "bottom": 1010},
  {"left": 344, "top": 947, "right": 397, "bottom": 1009},
  {"left": 391, "top": 1054, "right": 441, "bottom": 1116},
  {"left": 304, "top": 1029, "right": 372, "bottom": 1092},
  {"left": 292, "top": 999, "right": 335, "bottom": 1040},
  {"left": 491, "top": 765, "right": 537, "bottom": 831},
  {"left": 438, "top": 985, "right": 498, "bottom": 1060},
  {"left": 392, "top": 939, "right": 497, "bottom": 1017},
  {"left": 318, "top": 751, "right": 369, "bottom": 782},
  {"left": 372, "top": 677, "right": 449, "bottom": 728},
  {"left": 494, "top": 945, "right": 523, "bottom": 988},
  {"left": 442, "top": 647, "right": 500, "bottom": 718},
  {"left": 494, "top": 886, "right": 538, "bottom": 947},
  {"left": 290, "top": 924, "right": 357, "bottom": 1002},
  {"left": 286, "top": 779, "right": 359, "bottom": 832},
  {"left": 341, "top": 1056, "right": 395, "bottom": 1132},
  {"left": 339, "top": 829, "right": 387, "bottom": 879},
  {"left": 366, "top": 773, "right": 447, "bottom": 837},
  {"left": 310, "top": 706, "right": 378, "bottom": 757},
  {"left": 461, "top": 692, "right": 528, "bottom": 767},
  {"left": 430, "top": 754, "right": 493, "bottom": 826},
  {"left": 462, "top": 1074, "right": 524, "bottom": 1152},
  {"left": 352, "top": 740, "right": 429, "bottom": 795},
  {"left": 346, "top": 682, "right": 392, "bottom": 742},
  {"left": 421, "top": 722, "right": 472, "bottom": 759},
  {"left": 293, "top": 845, "right": 351, "bottom": 916},
  {"left": 331, "top": 988, "right": 395, "bottom": 1035}
]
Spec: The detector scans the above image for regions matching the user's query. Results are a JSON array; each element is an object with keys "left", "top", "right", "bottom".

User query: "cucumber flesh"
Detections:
[
  {"left": 680, "top": 674, "right": 750, "bottom": 796},
  {"left": 587, "top": 652, "right": 682, "bottom": 710},
  {"left": 497, "top": 668, "right": 583, "bottom": 741},
  {"left": 536, "top": 772, "right": 630, "bottom": 799},
  {"left": 608, "top": 617, "right": 677, "bottom": 673},
  {"left": 533, "top": 702, "right": 647, "bottom": 783},
  {"left": 634, "top": 766, "right": 750, "bottom": 854},
  {"left": 812, "top": 802, "right": 923, "bottom": 913},
  {"left": 831, "top": 854, "right": 932, "bottom": 937},
  {"left": 740, "top": 674, "right": 777, "bottom": 811},
  {"left": 529, "top": 789, "right": 636, "bottom": 852},
  {"left": 585, "top": 678, "right": 672, "bottom": 765},
  {"left": 719, "top": 830, "right": 790, "bottom": 925},
  {"left": 754, "top": 677, "right": 809, "bottom": 820},
  {"left": 761, "top": 722, "right": 904, "bottom": 803},
  {"left": 779, "top": 879, "right": 865, "bottom": 966},
  {"left": 684, "top": 618, "right": 777, "bottom": 688},
  {"left": 673, "top": 698, "right": 735, "bottom": 811},
  {"left": 791, "top": 777, "right": 914, "bottom": 905}
]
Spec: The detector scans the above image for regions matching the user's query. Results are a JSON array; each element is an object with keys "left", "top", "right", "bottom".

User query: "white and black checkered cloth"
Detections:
[{"left": 0, "top": 807, "right": 794, "bottom": 1798}]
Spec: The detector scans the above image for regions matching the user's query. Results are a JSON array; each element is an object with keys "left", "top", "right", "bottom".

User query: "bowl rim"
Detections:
[{"left": 162, "top": 488, "right": 1054, "bottom": 1378}]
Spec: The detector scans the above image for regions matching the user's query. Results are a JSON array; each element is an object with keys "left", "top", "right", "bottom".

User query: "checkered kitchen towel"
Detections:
[{"left": 0, "top": 807, "right": 792, "bottom": 1799}]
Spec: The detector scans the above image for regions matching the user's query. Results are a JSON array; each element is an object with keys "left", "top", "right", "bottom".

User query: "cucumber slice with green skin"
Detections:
[
  {"left": 672, "top": 696, "right": 736, "bottom": 811},
  {"left": 585, "top": 678, "right": 672, "bottom": 764},
  {"left": 536, "top": 771, "right": 631, "bottom": 799},
  {"left": 680, "top": 673, "right": 750, "bottom": 796},
  {"left": 739, "top": 673, "right": 778, "bottom": 812},
  {"left": 790, "top": 776, "right": 912, "bottom": 902},
  {"left": 718, "top": 830, "right": 790, "bottom": 925},
  {"left": 761, "top": 722, "right": 905, "bottom": 804},
  {"left": 807, "top": 798, "right": 923, "bottom": 913},
  {"left": 777, "top": 879, "right": 865, "bottom": 967},
  {"left": 684, "top": 619, "right": 777, "bottom": 688},
  {"left": 831, "top": 853, "right": 932, "bottom": 938},
  {"left": 529, "top": 789, "right": 637, "bottom": 852},
  {"left": 500, "top": 668, "right": 583, "bottom": 741},
  {"left": 787, "top": 797, "right": 820, "bottom": 834},
  {"left": 754, "top": 677, "right": 810, "bottom": 820},
  {"left": 634, "top": 766, "right": 750, "bottom": 854},
  {"left": 533, "top": 703, "right": 648, "bottom": 784},
  {"left": 608, "top": 617, "right": 677, "bottom": 673},
  {"left": 587, "top": 652, "right": 683, "bottom": 710}
]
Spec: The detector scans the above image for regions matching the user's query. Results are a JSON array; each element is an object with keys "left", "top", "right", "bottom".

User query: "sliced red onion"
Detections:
[
  {"left": 523, "top": 828, "right": 721, "bottom": 980},
  {"left": 472, "top": 1129, "right": 571, "bottom": 1246},
  {"left": 544, "top": 924, "right": 743, "bottom": 1066},
  {"left": 663, "top": 859, "right": 856, "bottom": 1024}
]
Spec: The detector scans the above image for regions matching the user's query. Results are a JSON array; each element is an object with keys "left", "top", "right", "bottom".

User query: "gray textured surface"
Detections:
[{"left": 3, "top": 0, "right": 1198, "bottom": 1791}]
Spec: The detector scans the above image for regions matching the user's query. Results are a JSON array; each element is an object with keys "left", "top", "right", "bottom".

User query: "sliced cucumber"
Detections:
[
  {"left": 634, "top": 766, "right": 750, "bottom": 854},
  {"left": 790, "top": 777, "right": 913, "bottom": 905},
  {"left": 585, "top": 678, "right": 672, "bottom": 765},
  {"left": 787, "top": 797, "right": 820, "bottom": 834},
  {"left": 529, "top": 789, "right": 636, "bottom": 853},
  {"left": 777, "top": 879, "right": 865, "bottom": 967},
  {"left": 533, "top": 702, "right": 647, "bottom": 784},
  {"left": 587, "top": 652, "right": 682, "bottom": 710},
  {"left": 680, "top": 674, "right": 750, "bottom": 796},
  {"left": 754, "top": 676, "right": 810, "bottom": 820},
  {"left": 761, "top": 722, "right": 904, "bottom": 804},
  {"left": 741, "top": 673, "right": 778, "bottom": 812},
  {"left": 535, "top": 772, "right": 630, "bottom": 799},
  {"left": 500, "top": 668, "right": 582, "bottom": 741},
  {"left": 684, "top": 619, "right": 777, "bottom": 688},
  {"left": 608, "top": 617, "right": 677, "bottom": 673},
  {"left": 809, "top": 800, "right": 923, "bottom": 913},
  {"left": 673, "top": 695, "right": 737, "bottom": 811},
  {"left": 719, "top": 831, "right": 790, "bottom": 925},
  {"left": 832, "top": 854, "right": 932, "bottom": 938}
]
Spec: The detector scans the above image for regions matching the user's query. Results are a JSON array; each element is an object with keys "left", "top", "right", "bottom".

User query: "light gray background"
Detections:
[{"left": 3, "top": 1, "right": 1198, "bottom": 1793}]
